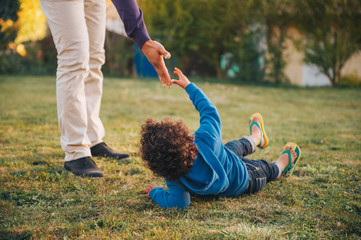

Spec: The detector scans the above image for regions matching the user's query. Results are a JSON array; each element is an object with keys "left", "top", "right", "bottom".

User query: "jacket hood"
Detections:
[{"left": 179, "top": 131, "right": 229, "bottom": 195}]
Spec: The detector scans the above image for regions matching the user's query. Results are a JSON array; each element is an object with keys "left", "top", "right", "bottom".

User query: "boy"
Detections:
[{"left": 140, "top": 68, "right": 301, "bottom": 209}]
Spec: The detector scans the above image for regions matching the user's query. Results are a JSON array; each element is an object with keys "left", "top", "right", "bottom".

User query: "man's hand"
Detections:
[
  {"left": 171, "top": 67, "right": 191, "bottom": 89},
  {"left": 141, "top": 184, "right": 161, "bottom": 198},
  {"left": 141, "top": 40, "right": 171, "bottom": 88}
]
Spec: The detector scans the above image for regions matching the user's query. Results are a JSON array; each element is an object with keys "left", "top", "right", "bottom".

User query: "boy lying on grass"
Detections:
[{"left": 140, "top": 68, "right": 301, "bottom": 209}]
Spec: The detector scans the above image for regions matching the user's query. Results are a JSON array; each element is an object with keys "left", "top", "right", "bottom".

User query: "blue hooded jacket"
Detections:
[{"left": 149, "top": 83, "right": 249, "bottom": 209}]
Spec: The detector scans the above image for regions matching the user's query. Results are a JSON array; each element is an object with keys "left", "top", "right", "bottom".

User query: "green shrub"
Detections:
[
  {"left": 103, "top": 31, "right": 134, "bottom": 77},
  {"left": 0, "top": 0, "right": 20, "bottom": 50},
  {"left": 0, "top": 39, "right": 56, "bottom": 75},
  {"left": 139, "top": 0, "right": 254, "bottom": 79},
  {"left": 339, "top": 74, "right": 361, "bottom": 87}
]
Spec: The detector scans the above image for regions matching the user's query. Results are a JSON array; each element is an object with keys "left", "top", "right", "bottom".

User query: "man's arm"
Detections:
[
  {"left": 111, "top": 0, "right": 171, "bottom": 87},
  {"left": 111, "top": 0, "right": 149, "bottom": 48}
]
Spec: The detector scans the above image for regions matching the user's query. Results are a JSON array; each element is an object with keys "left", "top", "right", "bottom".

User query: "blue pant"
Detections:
[{"left": 225, "top": 137, "right": 281, "bottom": 194}]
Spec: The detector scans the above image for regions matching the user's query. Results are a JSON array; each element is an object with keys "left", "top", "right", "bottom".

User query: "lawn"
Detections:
[{"left": 0, "top": 75, "right": 360, "bottom": 239}]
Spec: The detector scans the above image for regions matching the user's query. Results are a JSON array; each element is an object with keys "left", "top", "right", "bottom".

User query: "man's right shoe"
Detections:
[{"left": 64, "top": 157, "right": 104, "bottom": 178}]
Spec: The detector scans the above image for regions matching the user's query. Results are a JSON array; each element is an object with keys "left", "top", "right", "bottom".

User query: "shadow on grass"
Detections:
[{"left": 0, "top": 230, "right": 32, "bottom": 240}]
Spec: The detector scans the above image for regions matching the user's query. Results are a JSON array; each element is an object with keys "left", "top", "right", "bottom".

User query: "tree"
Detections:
[
  {"left": 15, "top": 0, "right": 47, "bottom": 44},
  {"left": 255, "top": 0, "right": 297, "bottom": 83},
  {"left": 295, "top": 0, "right": 361, "bottom": 86},
  {"left": 0, "top": 0, "right": 20, "bottom": 50},
  {"left": 139, "top": 0, "right": 253, "bottom": 78},
  {"left": 0, "top": 0, "right": 46, "bottom": 51}
]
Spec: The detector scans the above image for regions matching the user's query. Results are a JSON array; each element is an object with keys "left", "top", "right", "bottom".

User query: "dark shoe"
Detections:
[
  {"left": 64, "top": 157, "right": 104, "bottom": 177},
  {"left": 91, "top": 142, "right": 130, "bottom": 160}
]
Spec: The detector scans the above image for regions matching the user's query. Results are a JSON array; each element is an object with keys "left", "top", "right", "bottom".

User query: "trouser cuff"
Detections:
[
  {"left": 242, "top": 136, "right": 256, "bottom": 154},
  {"left": 273, "top": 162, "right": 282, "bottom": 179},
  {"left": 91, "top": 139, "right": 103, "bottom": 148},
  {"left": 64, "top": 149, "right": 91, "bottom": 162}
]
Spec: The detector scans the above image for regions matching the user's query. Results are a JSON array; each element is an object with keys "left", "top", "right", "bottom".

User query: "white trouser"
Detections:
[{"left": 40, "top": 0, "right": 106, "bottom": 161}]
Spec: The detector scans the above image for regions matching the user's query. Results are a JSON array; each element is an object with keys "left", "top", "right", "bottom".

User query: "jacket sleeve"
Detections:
[
  {"left": 185, "top": 83, "right": 222, "bottom": 138},
  {"left": 111, "top": 0, "right": 151, "bottom": 48},
  {"left": 149, "top": 180, "right": 190, "bottom": 209}
]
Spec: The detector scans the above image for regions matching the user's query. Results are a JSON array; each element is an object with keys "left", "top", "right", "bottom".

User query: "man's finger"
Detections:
[
  {"left": 163, "top": 50, "right": 171, "bottom": 60},
  {"left": 152, "top": 60, "right": 160, "bottom": 70},
  {"left": 158, "top": 44, "right": 171, "bottom": 60},
  {"left": 155, "top": 64, "right": 171, "bottom": 86},
  {"left": 159, "top": 73, "right": 170, "bottom": 86}
]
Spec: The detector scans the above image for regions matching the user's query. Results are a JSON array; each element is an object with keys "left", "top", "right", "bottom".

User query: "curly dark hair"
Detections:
[{"left": 140, "top": 118, "right": 198, "bottom": 181}]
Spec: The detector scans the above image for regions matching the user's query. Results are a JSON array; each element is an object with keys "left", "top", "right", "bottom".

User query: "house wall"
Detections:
[
  {"left": 106, "top": 0, "right": 126, "bottom": 36},
  {"left": 282, "top": 28, "right": 361, "bottom": 86},
  {"left": 283, "top": 28, "right": 303, "bottom": 86},
  {"left": 341, "top": 52, "right": 361, "bottom": 78}
]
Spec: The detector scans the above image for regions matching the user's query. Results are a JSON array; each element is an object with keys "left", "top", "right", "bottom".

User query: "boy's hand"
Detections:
[
  {"left": 141, "top": 184, "right": 161, "bottom": 198},
  {"left": 171, "top": 67, "right": 191, "bottom": 89},
  {"left": 142, "top": 40, "right": 172, "bottom": 88}
]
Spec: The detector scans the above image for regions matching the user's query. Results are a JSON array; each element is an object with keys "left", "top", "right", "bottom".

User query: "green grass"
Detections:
[{"left": 0, "top": 75, "right": 360, "bottom": 239}]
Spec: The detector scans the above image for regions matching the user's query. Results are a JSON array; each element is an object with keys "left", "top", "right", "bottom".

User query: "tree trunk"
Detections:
[
  {"left": 216, "top": 64, "right": 225, "bottom": 79},
  {"left": 334, "top": 68, "right": 342, "bottom": 86},
  {"left": 214, "top": 54, "right": 225, "bottom": 79}
]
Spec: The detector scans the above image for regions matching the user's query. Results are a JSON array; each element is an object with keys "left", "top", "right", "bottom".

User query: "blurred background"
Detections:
[{"left": 0, "top": 0, "right": 360, "bottom": 87}]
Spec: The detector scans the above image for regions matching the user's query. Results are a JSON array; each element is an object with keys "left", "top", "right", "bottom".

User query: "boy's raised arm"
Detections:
[{"left": 172, "top": 68, "right": 222, "bottom": 138}]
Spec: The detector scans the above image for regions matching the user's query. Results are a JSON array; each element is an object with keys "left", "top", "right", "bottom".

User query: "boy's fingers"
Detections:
[
  {"left": 144, "top": 184, "right": 152, "bottom": 191},
  {"left": 171, "top": 79, "right": 180, "bottom": 85},
  {"left": 173, "top": 67, "right": 181, "bottom": 76},
  {"left": 174, "top": 67, "right": 183, "bottom": 76}
]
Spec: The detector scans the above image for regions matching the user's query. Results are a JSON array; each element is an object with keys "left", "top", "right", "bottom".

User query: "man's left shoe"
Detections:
[{"left": 91, "top": 142, "right": 130, "bottom": 160}]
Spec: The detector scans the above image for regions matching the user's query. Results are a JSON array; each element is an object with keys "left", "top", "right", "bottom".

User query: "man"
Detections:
[{"left": 40, "top": 0, "right": 171, "bottom": 177}]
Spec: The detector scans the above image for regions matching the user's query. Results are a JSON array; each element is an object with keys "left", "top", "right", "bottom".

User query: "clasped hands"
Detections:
[
  {"left": 141, "top": 42, "right": 190, "bottom": 198},
  {"left": 142, "top": 40, "right": 190, "bottom": 89}
]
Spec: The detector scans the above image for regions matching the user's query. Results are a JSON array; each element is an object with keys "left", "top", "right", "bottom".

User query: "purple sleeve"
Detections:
[{"left": 111, "top": 0, "right": 151, "bottom": 48}]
